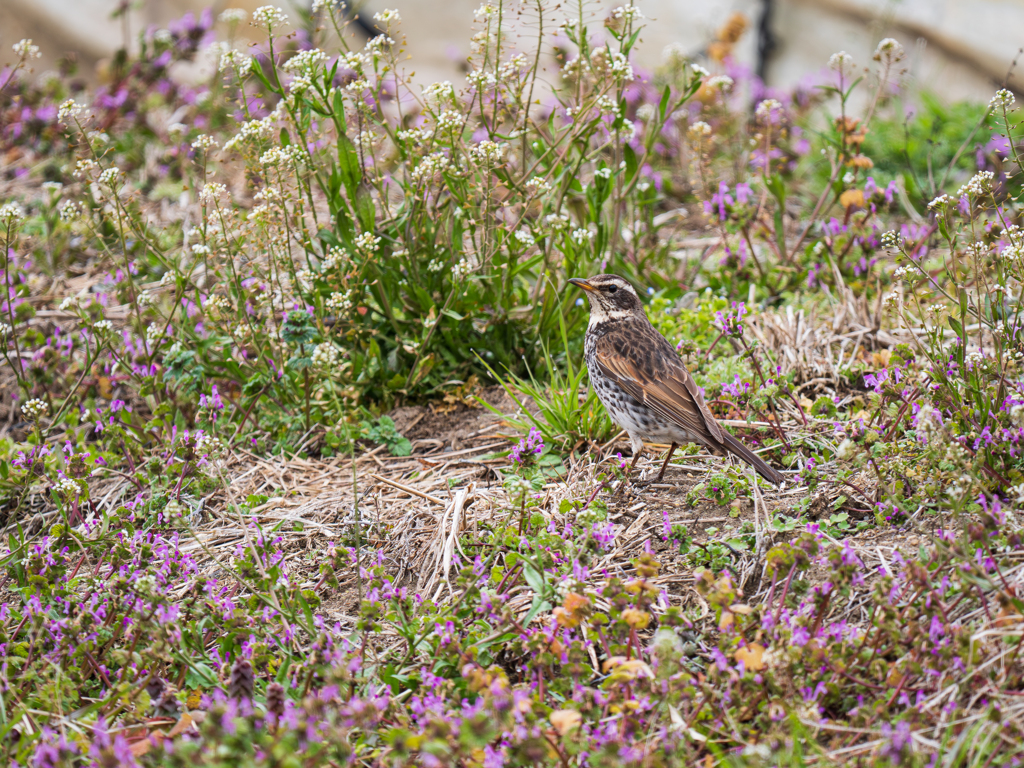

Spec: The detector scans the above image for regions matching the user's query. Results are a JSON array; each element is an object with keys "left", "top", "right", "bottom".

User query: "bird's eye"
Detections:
[{"left": 607, "top": 285, "right": 618, "bottom": 294}]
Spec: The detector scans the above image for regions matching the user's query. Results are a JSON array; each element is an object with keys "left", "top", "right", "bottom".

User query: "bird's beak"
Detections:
[{"left": 568, "top": 278, "right": 595, "bottom": 292}]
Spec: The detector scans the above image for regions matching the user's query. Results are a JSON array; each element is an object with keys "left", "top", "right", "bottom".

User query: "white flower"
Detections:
[
  {"left": 990, "top": 89, "right": 1016, "bottom": 111},
  {"left": 467, "top": 69, "right": 498, "bottom": 90},
  {"left": 470, "top": 140, "right": 506, "bottom": 167},
  {"left": 474, "top": 4, "right": 498, "bottom": 18},
  {"left": 146, "top": 323, "right": 165, "bottom": 342},
  {"left": 424, "top": 81, "right": 455, "bottom": 100},
  {"left": 570, "top": 228, "right": 595, "bottom": 245},
  {"left": 54, "top": 477, "right": 81, "bottom": 497},
  {"left": 545, "top": 213, "right": 570, "bottom": 230},
  {"left": 326, "top": 291, "right": 352, "bottom": 313},
  {"left": 195, "top": 432, "right": 225, "bottom": 457},
  {"left": 311, "top": 342, "right": 340, "bottom": 369},
  {"left": 373, "top": 9, "right": 401, "bottom": 23},
  {"left": 608, "top": 50, "right": 635, "bottom": 81},
  {"left": 609, "top": 5, "right": 644, "bottom": 21},
  {"left": 98, "top": 167, "right": 123, "bottom": 186},
  {"left": 0, "top": 203, "right": 25, "bottom": 225},
  {"left": 191, "top": 244, "right": 211, "bottom": 256},
  {"left": 873, "top": 38, "right": 905, "bottom": 65},
  {"left": 23, "top": 398, "right": 49, "bottom": 420},
  {"left": 219, "top": 48, "right": 253, "bottom": 74},
  {"left": 499, "top": 54, "right": 527, "bottom": 80},
  {"left": 345, "top": 78, "right": 370, "bottom": 93},
  {"left": 138, "top": 291, "right": 153, "bottom": 307},
  {"left": 842, "top": 171, "right": 856, "bottom": 185},
  {"left": 453, "top": 258, "right": 473, "bottom": 280},
  {"left": 927, "top": 194, "right": 950, "bottom": 210},
  {"left": 706, "top": 75, "right": 734, "bottom": 92},
  {"left": 514, "top": 230, "right": 535, "bottom": 247},
  {"left": 525, "top": 177, "right": 551, "bottom": 193},
  {"left": 617, "top": 119, "right": 637, "bottom": 141},
  {"left": 687, "top": 121, "right": 712, "bottom": 139},
  {"left": 59, "top": 296, "right": 79, "bottom": 311},
  {"left": 355, "top": 231, "right": 381, "bottom": 252},
  {"left": 340, "top": 52, "right": 367, "bottom": 72},
  {"left": 322, "top": 246, "right": 350, "bottom": 271},
  {"left": 73, "top": 159, "right": 97, "bottom": 179},
  {"left": 828, "top": 51, "right": 855, "bottom": 76},
  {"left": 283, "top": 48, "right": 327, "bottom": 73},
  {"left": 199, "top": 183, "right": 227, "bottom": 204},
  {"left": 191, "top": 134, "right": 217, "bottom": 151},
  {"left": 219, "top": 8, "right": 248, "bottom": 23},
  {"left": 427, "top": 258, "right": 445, "bottom": 272},
  {"left": 411, "top": 152, "right": 451, "bottom": 182},
  {"left": 13, "top": 39, "right": 41, "bottom": 59},
  {"left": 435, "top": 110, "right": 462, "bottom": 131},
  {"left": 593, "top": 95, "right": 619, "bottom": 118},
  {"left": 363, "top": 35, "right": 394, "bottom": 55},
  {"left": 755, "top": 99, "right": 783, "bottom": 123},
  {"left": 690, "top": 63, "right": 710, "bottom": 78},
  {"left": 594, "top": 167, "right": 612, "bottom": 180},
  {"left": 288, "top": 74, "right": 312, "bottom": 95},
  {"left": 880, "top": 230, "right": 902, "bottom": 250},
  {"left": 957, "top": 170, "right": 995, "bottom": 198},
  {"left": 57, "top": 99, "right": 83, "bottom": 122},
  {"left": 252, "top": 5, "right": 289, "bottom": 30},
  {"left": 94, "top": 320, "right": 113, "bottom": 334}
]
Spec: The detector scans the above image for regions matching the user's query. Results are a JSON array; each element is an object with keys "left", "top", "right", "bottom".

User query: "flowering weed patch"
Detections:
[{"left": 3, "top": 1, "right": 1024, "bottom": 765}]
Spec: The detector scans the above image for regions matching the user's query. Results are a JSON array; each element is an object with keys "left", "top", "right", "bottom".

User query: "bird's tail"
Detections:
[{"left": 720, "top": 431, "right": 784, "bottom": 485}]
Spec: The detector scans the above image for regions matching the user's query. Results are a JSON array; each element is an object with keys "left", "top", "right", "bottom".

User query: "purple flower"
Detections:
[
  {"left": 881, "top": 721, "right": 912, "bottom": 762},
  {"left": 714, "top": 302, "right": 747, "bottom": 337},
  {"left": 510, "top": 427, "right": 544, "bottom": 466}
]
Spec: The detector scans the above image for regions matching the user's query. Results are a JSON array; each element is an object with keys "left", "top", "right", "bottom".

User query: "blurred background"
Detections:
[{"left": 1, "top": 0, "right": 1020, "bottom": 101}]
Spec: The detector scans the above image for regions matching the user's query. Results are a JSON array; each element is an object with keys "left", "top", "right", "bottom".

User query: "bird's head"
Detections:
[{"left": 568, "top": 274, "right": 644, "bottom": 323}]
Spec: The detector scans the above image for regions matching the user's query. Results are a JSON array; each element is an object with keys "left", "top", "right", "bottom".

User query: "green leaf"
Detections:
[
  {"left": 184, "top": 662, "right": 219, "bottom": 689},
  {"left": 623, "top": 144, "right": 638, "bottom": 184},
  {"left": 658, "top": 84, "right": 671, "bottom": 121},
  {"left": 948, "top": 316, "right": 963, "bottom": 339},
  {"left": 332, "top": 88, "right": 345, "bottom": 124},
  {"left": 355, "top": 185, "right": 375, "bottom": 231},
  {"left": 337, "top": 133, "right": 362, "bottom": 198},
  {"left": 523, "top": 561, "right": 546, "bottom": 595}
]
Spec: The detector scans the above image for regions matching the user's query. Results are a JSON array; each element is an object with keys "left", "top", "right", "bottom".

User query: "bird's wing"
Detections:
[{"left": 593, "top": 332, "right": 723, "bottom": 443}]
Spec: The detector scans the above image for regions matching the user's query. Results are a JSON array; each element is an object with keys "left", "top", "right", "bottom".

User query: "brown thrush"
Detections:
[{"left": 569, "top": 274, "right": 784, "bottom": 485}]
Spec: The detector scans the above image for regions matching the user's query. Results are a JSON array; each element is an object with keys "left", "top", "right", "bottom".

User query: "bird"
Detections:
[{"left": 568, "top": 274, "right": 784, "bottom": 485}]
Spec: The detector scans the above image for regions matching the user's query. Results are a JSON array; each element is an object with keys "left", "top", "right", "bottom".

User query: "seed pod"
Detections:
[
  {"left": 229, "top": 658, "right": 254, "bottom": 701},
  {"left": 266, "top": 682, "right": 285, "bottom": 717}
]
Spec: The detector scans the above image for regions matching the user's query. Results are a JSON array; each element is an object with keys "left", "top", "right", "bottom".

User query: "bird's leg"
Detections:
[
  {"left": 627, "top": 435, "right": 644, "bottom": 475},
  {"left": 628, "top": 450, "right": 643, "bottom": 473},
  {"left": 656, "top": 443, "right": 678, "bottom": 482}
]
